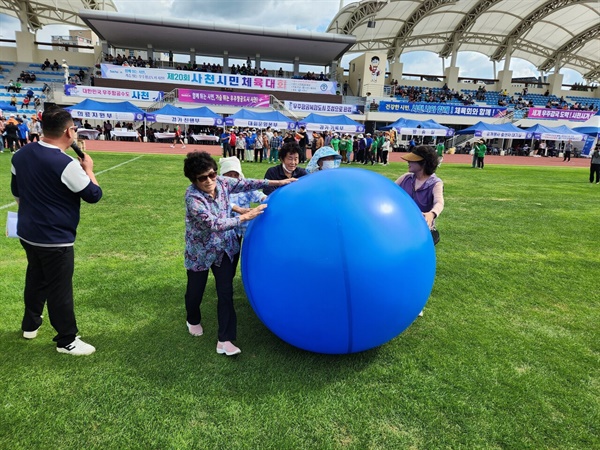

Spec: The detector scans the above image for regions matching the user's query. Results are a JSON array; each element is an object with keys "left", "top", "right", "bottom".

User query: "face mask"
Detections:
[
  {"left": 321, "top": 160, "right": 336, "bottom": 170},
  {"left": 283, "top": 164, "right": 295, "bottom": 173}
]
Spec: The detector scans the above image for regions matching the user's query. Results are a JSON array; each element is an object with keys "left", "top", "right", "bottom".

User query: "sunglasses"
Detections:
[{"left": 196, "top": 171, "right": 217, "bottom": 183}]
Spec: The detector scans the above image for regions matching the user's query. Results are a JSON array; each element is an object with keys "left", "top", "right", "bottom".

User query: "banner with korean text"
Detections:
[
  {"left": 178, "top": 89, "right": 270, "bottom": 108},
  {"left": 379, "top": 101, "right": 507, "bottom": 118},
  {"left": 101, "top": 64, "right": 337, "bottom": 95},
  {"left": 476, "top": 130, "right": 531, "bottom": 139},
  {"left": 527, "top": 108, "right": 596, "bottom": 121},
  {"left": 284, "top": 101, "right": 359, "bottom": 114},
  {"left": 64, "top": 85, "right": 164, "bottom": 102}
]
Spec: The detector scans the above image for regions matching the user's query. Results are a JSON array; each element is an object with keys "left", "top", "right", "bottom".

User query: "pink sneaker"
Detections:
[
  {"left": 216, "top": 341, "right": 241, "bottom": 356},
  {"left": 186, "top": 322, "right": 203, "bottom": 336}
]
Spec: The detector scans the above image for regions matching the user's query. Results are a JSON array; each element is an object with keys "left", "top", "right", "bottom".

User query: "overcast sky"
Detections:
[{"left": 0, "top": 0, "right": 584, "bottom": 84}]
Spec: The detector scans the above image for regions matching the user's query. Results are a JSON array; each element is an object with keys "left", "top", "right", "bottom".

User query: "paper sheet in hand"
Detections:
[{"left": 6, "top": 211, "right": 18, "bottom": 238}]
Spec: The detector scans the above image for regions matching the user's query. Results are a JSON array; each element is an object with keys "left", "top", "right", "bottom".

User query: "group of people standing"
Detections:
[
  {"left": 1, "top": 113, "right": 42, "bottom": 153},
  {"left": 183, "top": 139, "right": 444, "bottom": 356},
  {"left": 351, "top": 132, "right": 392, "bottom": 165},
  {"left": 218, "top": 126, "right": 396, "bottom": 168}
]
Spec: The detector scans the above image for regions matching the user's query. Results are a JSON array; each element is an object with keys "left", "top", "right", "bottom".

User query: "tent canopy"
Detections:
[
  {"left": 66, "top": 99, "right": 146, "bottom": 122},
  {"left": 380, "top": 117, "right": 453, "bottom": 137},
  {"left": 225, "top": 109, "right": 295, "bottom": 130},
  {"left": 380, "top": 118, "right": 423, "bottom": 131},
  {"left": 523, "top": 124, "right": 587, "bottom": 141},
  {"left": 147, "top": 104, "right": 223, "bottom": 126},
  {"left": 572, "top": 113, "right": 600, "bottom": 138},
  {"left": 298, "top": 113, "right": 365, "bottom": 133},
  {"left": 572, "top": 126, "right": 600, "bottom": 138},
  {"left": 457, "top": 121, "right": 530, "bottom": 139}
]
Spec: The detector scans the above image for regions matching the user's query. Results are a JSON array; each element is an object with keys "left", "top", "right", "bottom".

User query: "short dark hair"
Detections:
[
  {"left": 183, "top": 151, "right": 217, "bottom": 182},
  {"left": 279, "top": 141, "right": 301, "bottom": 160},
  {"left": 412, "top": 145, "right": 440, "bottom": 175},
  {"left": 41, "top": 107, "right": 73, "bottom": 138}
]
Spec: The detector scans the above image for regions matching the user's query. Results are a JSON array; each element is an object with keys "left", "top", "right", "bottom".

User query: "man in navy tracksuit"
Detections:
[{"left": 11, "top": 108, "right": 102, "bottom": 355}]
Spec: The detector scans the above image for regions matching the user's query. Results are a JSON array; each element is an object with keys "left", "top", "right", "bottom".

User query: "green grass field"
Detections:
[{"left": 1, "top": 152, "right": 598, "bottom": 449}]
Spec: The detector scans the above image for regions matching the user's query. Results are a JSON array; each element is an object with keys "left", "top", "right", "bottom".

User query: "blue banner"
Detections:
[
  {"left": 379, "top": 102, "right": 507, "bottom": 118},
  {"left": 581, "top": 136, "right": 595, "bottom": 156}
]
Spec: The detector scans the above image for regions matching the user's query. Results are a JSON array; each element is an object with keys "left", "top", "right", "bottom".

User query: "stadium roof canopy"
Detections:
[
  {"left": 0, "top": 0, "right": 117, "bottom": 31},
  {"left": 78, "top": 10, "right": 356, "bottom": 66},
  {"left": 326, "top": 0, "right": 600, "bottom": 82}
]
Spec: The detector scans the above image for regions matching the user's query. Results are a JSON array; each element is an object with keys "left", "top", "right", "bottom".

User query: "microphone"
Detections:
[{"left": 70, "top": 141, "right": 85, "bottom": 160}]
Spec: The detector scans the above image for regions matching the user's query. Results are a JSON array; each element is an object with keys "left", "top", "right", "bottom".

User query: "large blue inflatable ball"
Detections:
[{"left": 242, "top": 168, "right": 436, "bottom": 354}]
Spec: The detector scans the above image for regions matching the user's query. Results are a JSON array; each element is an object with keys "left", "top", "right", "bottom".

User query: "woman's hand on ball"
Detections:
[
  {"left": 232, "top": 205, "right": 251, "bottom": 214},
  {"left": 274, "top": 178, "right": 297, "bottom": 186},
  {"left": 422, "top": 212, "right": 435, "bottom": 229},
  {"left": 240, "top": 204, "right": 267, "bottom": 222}
]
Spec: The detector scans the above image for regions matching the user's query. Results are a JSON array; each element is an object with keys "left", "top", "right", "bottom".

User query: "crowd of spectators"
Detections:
[
  {"left": 0, "top": 112, "right": 44, "bottom": 152},
  {"left": 497, "top": 91, "right": 598, "bottom": 111},
  {"left": 101, "top": 53, "right": 330, "bottom": 80},
  {"left": 385, "top": 80, "right": 599, "bottom": 112},
  {"left": 390, "top": 81, "right": 476, "bottom": 105}
]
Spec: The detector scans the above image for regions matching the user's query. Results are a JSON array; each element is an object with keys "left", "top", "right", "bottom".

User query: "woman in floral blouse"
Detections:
[{"left": 183, "top": 151, "right": 294, "bottom": 356}]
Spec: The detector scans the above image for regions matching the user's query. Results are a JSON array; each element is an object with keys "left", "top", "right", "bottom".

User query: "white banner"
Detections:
[
  {"left": 397, "top": 127, "right": 449, "bottom": 137},
  {"left": 284, "top": 101, "right": 358, "bottom": 114},
  {"left": 536, "top": 132, "right": 587, "bottom": 141},
  {"left": 226, "top": 119, "right": 295, "bottom": 130},
  {"left": 101, "top": 64, "right": 337, "bottom": 95},
  {"left": 69, "top": 110, "right": 142, "bottom": 121},
  {"left": 480, "top": 130, "right": 530, "bottom": 138},
  {"left": 303, "top": 123, "right": 364, "bottom": 133},
  {"left": 64, "top": 85, "right": 164, "bottom": 102},
  {"left": 153, "top": 115, "right": 218, "bottom": 126}
]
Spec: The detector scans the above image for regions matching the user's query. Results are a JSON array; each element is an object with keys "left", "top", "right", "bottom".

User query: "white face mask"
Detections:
[{"left": 321, "top": 160, "right": 336, "bottom": 170}]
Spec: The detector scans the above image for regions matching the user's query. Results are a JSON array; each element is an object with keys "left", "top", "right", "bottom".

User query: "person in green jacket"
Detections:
[
  {"left": 330, "top": 133, "right": 340, "bottom": 154},
  {"left": 474, "top": 139, "right": 487, "bottom": 169},
  {"left": 374, "top": 131, "right": 385, "bottom": 163},
  {"left": 338, "top": 133, "right": 350, "bottom": 164},
  {"left": 436, "top": 140, "right": 444, "bottom": 166}
]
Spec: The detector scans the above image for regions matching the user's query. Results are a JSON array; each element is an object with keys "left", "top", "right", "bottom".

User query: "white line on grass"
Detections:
[
  {"left": 1, "top": 155, "right": 144, "bottom": 210},
  {"left": 95, "top": 155, "right": 144, "bottom": 175}
]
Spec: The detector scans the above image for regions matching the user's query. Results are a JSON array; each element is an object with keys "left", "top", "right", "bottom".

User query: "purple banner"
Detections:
[
  {"left": 178, "top": 89, "right": 270, "bottom": 108},
  {"left": 527, "top": 108, "right": 596, "bottom": 121},
  {"left": 379, "top": 101, "right": 507, "bottom": 118}
]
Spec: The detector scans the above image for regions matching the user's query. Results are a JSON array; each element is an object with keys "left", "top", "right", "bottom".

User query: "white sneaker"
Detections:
[
  {"left": 170, "top": 144, "right": 174, "bottom": 148},
  {"left": 23, "top": 326, "right": 41, "bottom": 339},
  {"left": 216, "top": 341, "right": 241, "bottom": 356},
  {"left": 418, "top": 310, "right": 424, "bottom": 317},
  {"left": 187, "top": 321, "right": 203, "bottom": 336},
  {"left": 181, "top": 145, "right": 186, "bottom": 149},
  {"left": 57, "top": 337, "right": 96, "bottom": 356}
]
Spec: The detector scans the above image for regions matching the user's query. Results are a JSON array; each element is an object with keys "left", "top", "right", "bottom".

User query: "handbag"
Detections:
[{"left": 431, "top": 227, "right": 440, "bottom": 245}]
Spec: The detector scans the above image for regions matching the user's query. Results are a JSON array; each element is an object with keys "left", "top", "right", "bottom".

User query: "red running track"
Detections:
[{"left": 82, "top": 140, "right": 591, "bottom": 168}]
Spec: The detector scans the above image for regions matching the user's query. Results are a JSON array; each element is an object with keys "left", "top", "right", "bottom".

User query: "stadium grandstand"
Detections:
[{"left": 0, "top": 0, "right": 598, "bottom": 155}]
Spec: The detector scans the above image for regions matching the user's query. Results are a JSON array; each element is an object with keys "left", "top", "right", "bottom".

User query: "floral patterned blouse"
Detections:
[
  {"left": 230, "top": 190, "right": 266, "bottom": 237},
  {"left": 184, "top": 176, "right": 268, "bottom": 271}
]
